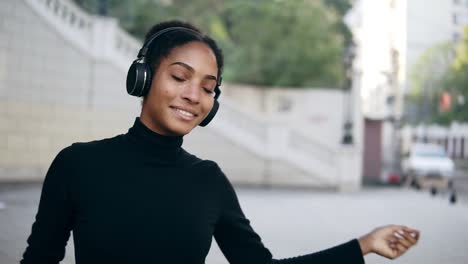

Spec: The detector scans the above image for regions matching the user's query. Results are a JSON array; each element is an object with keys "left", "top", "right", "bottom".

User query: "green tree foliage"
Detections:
[
  {"left": 411, "top": 26, "right": 468, "bottom": 124},
  {"left": 444, "top": 26, "right": 468, "bottom": 122},
  {"left": 221, "top": 1, "right": 345, "bottom": 87},
  {"left": 73, "top": 0, "right": 350, "bottom": 88},
  {"left": 405, "top": 42, "right": 453, "bottom": 123},
  {"left": 323, "top": 0, "right": 353, "bottom": 43},
  {"left": 409, "top": 42, "right": 454, "bottom": 98}
]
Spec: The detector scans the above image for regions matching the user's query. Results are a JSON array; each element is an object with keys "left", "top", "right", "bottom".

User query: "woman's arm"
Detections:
[
  {"left": 212, "top": 162, "right": 420, "bottom": 264},
  {"left": 211, "top": 163, "right": 365, "bottom": 264},
  {"left": 20, "top": 147, "right": 75, "bottom": 264}
]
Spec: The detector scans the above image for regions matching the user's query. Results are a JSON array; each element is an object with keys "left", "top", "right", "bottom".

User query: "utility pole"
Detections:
[
  {"left": 388, "top": 48, "right": 402, "bottom": 175},
  {"left": 342, "top": 41, "right": 356, "bottom": 145}
]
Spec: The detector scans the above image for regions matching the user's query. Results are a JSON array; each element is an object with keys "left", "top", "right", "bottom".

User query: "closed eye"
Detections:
[
  {"left": 203, "top": 88, "right": 215, "bottom": 95},
  {"left": 172, "top": 75, "right": 185, "bottom": 82}
]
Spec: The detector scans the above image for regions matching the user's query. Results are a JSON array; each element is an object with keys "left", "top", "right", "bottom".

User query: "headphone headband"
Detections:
[{"left": 138, "top": 27, "right": 203, "bottom": 58}]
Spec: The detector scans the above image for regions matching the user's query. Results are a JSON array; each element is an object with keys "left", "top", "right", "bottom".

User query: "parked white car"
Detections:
[{"left": 401, "top": 143, "right": 455, "bottom": 191}]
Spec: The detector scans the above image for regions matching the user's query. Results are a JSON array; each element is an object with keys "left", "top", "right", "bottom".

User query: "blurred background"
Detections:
[{"left": 1, "top": 0, "right": 468, "bottom": 263}]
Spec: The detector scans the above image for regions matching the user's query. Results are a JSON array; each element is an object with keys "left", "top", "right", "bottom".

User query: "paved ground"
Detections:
[{"left": 1, "top": 181, "right": 468, "bottom": 264}]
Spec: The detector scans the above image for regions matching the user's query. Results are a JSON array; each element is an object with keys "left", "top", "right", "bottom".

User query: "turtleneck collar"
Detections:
[{"left": 125, "top": 117, "right": 183, "bottom": 160}]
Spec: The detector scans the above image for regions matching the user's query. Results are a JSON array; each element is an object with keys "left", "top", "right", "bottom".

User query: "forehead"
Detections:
[{"left": 164, "top": 41, "right": 218, "bottom": 73}]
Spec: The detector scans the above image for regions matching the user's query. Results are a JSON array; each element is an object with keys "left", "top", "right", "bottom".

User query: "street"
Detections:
[{"left": 1, "top": 179, "right": 468, "bottom": 264}]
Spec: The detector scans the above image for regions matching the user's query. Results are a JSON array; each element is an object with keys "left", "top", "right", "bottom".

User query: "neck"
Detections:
[{"left": 125, "top": 117, "right": 183, "bottom": 162}]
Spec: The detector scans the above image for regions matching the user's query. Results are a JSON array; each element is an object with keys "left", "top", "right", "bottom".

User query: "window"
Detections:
[
  {"left": 453, "top": 0, "right": 460, "bottom": 5},
  {"left": 453, "top": 32, "right": 460, "bottom": 42}
]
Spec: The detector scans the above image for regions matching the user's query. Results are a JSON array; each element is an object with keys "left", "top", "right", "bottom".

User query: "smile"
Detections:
[{"left": 171, "top": 107, "right": 198, "bottom": 121}]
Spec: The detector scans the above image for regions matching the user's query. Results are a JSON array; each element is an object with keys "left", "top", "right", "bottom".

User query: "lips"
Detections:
[{"left": 170, "top": 106, "right": 198, "bottom": 121}]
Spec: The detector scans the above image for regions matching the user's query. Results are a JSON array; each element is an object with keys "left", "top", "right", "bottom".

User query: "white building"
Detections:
[
  {"left": 347, "top": 0, "right": 468, "bottom": 119},
  {"left": 345, "top": 0, "right": 468, "bottom": 181},
  {"left": 345, "top": 0, "right": 398, "bottom": 119}
]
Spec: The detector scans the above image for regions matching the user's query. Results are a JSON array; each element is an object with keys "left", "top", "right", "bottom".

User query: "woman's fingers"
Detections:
[
  {"left": 394, "top": 243, "right": 408, "bottom": 257},
  {"left": 365, "top": 224, "right": 421, "bottom": 259},
  {"left": 385, "top": 240, "right": 406, "bottom": 259},
  {"left": 380, "top": 225, "right": 420, "bottom": 259},
  {"left": 396, "top": 238, "right": 410, "bottom": 250},
  {"left": 388, "top": 228, "right": 419, "bottom": 258},
  {"left": 402, "top": 226, "right": 420, "bottom": 240},
  {"left": 401, "top": 230, "right": 418, "bottom": 244},
  {"left": 397, "top": 228, "right": 419, "bottom": 244},
  {"left": 390, "top": 226, "right": 419, "bottom": 242}
]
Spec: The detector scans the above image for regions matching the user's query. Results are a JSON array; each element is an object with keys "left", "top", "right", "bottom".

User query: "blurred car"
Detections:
[{"left": 401, "top": 143, "right": 455, "bottom": 190}]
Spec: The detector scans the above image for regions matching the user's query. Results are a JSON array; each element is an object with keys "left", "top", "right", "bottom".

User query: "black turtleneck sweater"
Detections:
[{"left": 21, "top": 117, "right": 365, "bottom": 264}]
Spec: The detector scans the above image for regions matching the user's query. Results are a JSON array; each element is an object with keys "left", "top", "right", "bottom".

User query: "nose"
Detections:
[{"left": 181, "top": 81, "right": 200, "bottom": 104}]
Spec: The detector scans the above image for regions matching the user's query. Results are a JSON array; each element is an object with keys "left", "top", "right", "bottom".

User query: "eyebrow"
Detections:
[{"left": 169, "top": 62, "right": 217, "bottom": 81}]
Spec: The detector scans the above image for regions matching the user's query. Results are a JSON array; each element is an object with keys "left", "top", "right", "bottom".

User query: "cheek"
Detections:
[
  {"left": 157, "top": 86, "right": 169, "bottom": 96},
  {"left": 201, "top": 98, "right": 215, "bottom": 114},
  {"left": 154, "top": 86, "right": 175, "bottom": 103}
]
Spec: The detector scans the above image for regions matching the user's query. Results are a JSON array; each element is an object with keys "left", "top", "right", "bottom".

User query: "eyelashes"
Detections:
[
  {"left": 171, "top": 75, "right": 185, "bottom": 82},
  {"left": 204, "top": 89, "right": 215, "bottom": 95},
  {"left": 171, "top": 75, "right": 215, "bottom": 95}
]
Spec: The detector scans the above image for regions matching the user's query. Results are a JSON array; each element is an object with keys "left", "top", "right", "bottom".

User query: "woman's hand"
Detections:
[{"left": 358, "top": 225, "right": 420, "bottom": 259}]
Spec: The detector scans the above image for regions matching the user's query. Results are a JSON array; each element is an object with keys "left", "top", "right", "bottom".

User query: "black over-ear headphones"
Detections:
[{"left": 126, "top": 27, "right": 222, "bottom": 127}]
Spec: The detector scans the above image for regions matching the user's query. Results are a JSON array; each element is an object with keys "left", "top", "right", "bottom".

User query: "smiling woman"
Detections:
[{"left": 20, "top": 20, "right": 420, "bottom": 264}]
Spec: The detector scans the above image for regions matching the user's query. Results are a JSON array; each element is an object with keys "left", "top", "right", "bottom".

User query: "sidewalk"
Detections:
[{"left": 1, "top": 183, "right": 467, "bottom": 264}]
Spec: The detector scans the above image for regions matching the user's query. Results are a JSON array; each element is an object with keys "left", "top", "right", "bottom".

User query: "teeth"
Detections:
[{"left": 175, "top": 108, "right": 194, "bottom": 117}]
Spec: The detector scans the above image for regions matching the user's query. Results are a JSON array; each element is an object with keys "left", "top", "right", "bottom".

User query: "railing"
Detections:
[
  {"left": 111, "top": 26, "right": 141, "bottom": 70},
  {"left": 27, "top": 0, "right": 141, "bottom": 71},
  {"left": 34, "top": 0, "right": 93, "bottom": 42},
  {"left": 289, "top": 130, "right": 337, "bottom": 166},
  {"left": 114, "top": 27, "right": 141, "bottom": 60},
  {"left": 214, "top": 97, "right": 340, "bottom": 184},
  {"left": 218, "top": 99, "right": 268, "bottom": 143}
]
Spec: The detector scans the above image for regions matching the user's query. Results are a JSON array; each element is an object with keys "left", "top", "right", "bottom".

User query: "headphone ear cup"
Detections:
[
  {"left": 126, "top": 61, "right": 152, "bottom": 97},
  {"left": 199, "top": 100, "right": 219, "bottom": 127}
]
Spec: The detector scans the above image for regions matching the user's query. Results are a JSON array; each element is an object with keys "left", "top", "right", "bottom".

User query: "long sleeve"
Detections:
[
  {"left": 212, "top": 163, "right": 365, "bottom": 264},
  {"left": 20, "top": 147, "right": 75, "bottom": 264}
]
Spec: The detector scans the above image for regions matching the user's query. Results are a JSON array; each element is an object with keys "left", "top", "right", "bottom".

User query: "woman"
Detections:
[{"left": 21, "top": 20, "right": 419, "bottom": 264}]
